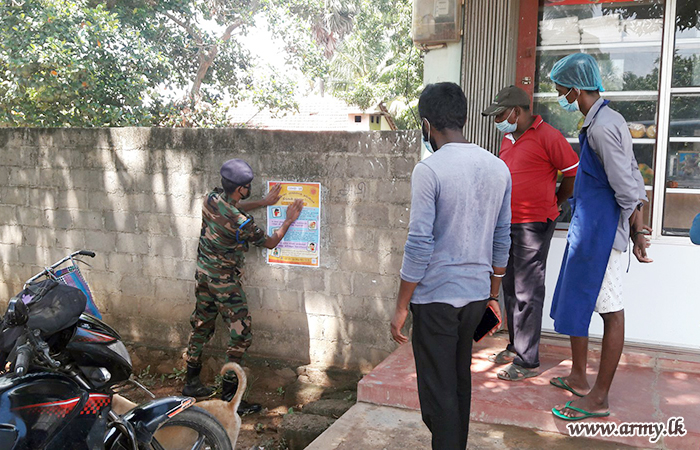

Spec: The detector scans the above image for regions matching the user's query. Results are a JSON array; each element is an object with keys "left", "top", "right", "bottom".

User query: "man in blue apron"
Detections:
[{"left": 547, "top": 53, "right": 653, "bottom": 421}]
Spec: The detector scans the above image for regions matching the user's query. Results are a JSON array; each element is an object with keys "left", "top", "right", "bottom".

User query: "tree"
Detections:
[
  {"left": 1, "top": 0, "right": 423, "bottom": 128},
  {"left": 0, "top": 0, "right": 302, "bottom": 127},
  {"left": 270, "top": 0, "right": 423, "bottom": 129},
  {"left": 0, "top": 0, "right": 171, "bottom": 126},
  {"left": 323, "top": 0, "right": 423, "bottom": 129}
]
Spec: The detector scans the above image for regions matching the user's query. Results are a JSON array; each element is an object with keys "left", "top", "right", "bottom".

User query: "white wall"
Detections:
[
  {"left": 422, "top": 41, "right": 463, "bottom": 85},
  {"left": 543, "top": 233, "right": 700, "bottom": 350}
]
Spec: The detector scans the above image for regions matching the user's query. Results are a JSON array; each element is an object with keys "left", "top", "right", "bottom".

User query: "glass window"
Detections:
[
  {"left": 662, "top": 0, "right": 700, "bottom": 236},
  {"left": 534, "top": 0, "right": 664, "bottom": 228}
]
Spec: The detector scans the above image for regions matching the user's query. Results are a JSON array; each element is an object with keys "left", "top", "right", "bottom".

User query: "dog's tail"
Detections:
[{"left": 220, "top": 362, "right": 246, "bottom": 414}]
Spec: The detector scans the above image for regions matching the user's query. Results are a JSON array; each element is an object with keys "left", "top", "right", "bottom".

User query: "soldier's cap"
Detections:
[
  {"left": 220, "top": 159, "right": 254, "bottom": 186},
  {"left": 481, "top": 85, "right": 531, "bottom": 116}
]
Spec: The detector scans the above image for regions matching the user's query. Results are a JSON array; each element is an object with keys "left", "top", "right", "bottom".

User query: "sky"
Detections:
[{"left": 239, "top": 18, "right": 289, "bottom": 72}]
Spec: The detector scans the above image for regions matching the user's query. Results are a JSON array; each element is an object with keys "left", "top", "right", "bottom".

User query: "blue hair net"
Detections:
[{"left": 549, "top": 53, "right": 605, "bottom": 92}]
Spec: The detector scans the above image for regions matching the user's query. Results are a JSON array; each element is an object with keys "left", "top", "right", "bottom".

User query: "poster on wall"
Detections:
[{"left": 266, "top": 181, "right": 321, "bottom": 268}]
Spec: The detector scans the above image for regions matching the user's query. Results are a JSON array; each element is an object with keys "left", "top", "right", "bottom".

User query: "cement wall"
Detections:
[{"left": 0, "top": 128, "right": 419, "bottom": 371}]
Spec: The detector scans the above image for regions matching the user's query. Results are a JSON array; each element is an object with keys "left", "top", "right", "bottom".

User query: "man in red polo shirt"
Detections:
[{"left": 482, "top": 85, "right": 578, "bottom": 381}]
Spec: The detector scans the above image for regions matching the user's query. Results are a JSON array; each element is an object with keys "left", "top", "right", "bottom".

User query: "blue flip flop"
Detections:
[
  {"left": 550, "top": 376, "right": 585, "bottom": 397},
  {"left": 552, "top": 401, "right": 610, "bottom": 421}
]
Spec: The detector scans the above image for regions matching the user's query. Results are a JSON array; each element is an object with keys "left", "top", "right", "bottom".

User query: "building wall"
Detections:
[
  {"left": 460, "top": 0, "right": 520, "bottom": 154},
  {"left": 0, "top": 128, "right": 419, "bottom": 371}
]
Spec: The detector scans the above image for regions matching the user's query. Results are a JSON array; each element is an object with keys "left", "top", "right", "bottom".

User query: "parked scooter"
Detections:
[{"left": 0, "top": 250, "right": 231, "bottom": 449}]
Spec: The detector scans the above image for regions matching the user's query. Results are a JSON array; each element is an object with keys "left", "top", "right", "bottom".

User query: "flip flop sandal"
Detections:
[
  {"left": 550, "top": 376, "right": 585, "bottom": 397},
  {"left": 488, "top": 350, "right": 516, "bottom": 364},
  {"left": 552, "top": 401, "right": 610, "bottom": 421},
  {"left": 496, "top": 363, "right": 538, "bottom": 381}
]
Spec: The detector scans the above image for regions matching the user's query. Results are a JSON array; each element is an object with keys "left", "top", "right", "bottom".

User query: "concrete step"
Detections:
[
  {"left": 308, "top": 402, "right": 639, "bottom": 449},
  {"left": 356, "top": 335, "right": 700, "bottom": 449}
]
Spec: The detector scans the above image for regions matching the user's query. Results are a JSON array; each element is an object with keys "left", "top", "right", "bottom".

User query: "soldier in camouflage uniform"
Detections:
[{"left": 183, "top": 159, "right": 303, "bottom": 416}]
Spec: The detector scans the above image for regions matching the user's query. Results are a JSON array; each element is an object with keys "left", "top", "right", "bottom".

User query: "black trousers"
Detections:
[
  {"left": 502, "top": 220, "right": 557, "bottom": 369},
  {"left": 411, "top": 300, "right": 488, "bottom": 450}
]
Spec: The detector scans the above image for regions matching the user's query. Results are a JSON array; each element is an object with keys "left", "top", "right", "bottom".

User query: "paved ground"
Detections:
[
  {"left": 353, "top": 334, "right": 700, "bottom": 449},
  {"left": 308, "top": 402, "right": 639, "bottom": 449}
]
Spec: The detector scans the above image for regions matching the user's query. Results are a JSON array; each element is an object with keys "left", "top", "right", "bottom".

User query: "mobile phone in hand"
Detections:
[{"left": 474, "top": 304, "right": 501, "bottom": 342}]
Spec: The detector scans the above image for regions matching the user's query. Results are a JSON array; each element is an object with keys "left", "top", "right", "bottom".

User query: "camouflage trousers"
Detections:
[{"left": 186, "top": 271, "right": 252, "bottom": 366}]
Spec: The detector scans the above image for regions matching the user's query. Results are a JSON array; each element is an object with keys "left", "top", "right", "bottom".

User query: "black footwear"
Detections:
[
  {"left": 221, "top": 377, "right": 261, "bottom": 415},
  {"left": 182, "top": 362, "right": 214, "bottom": 398},
  {"left": 237, "top": 399, "right": 262, "bottom": 416},
  {"left": 221, "top": 377, "right": 238, "bottom": 402}
]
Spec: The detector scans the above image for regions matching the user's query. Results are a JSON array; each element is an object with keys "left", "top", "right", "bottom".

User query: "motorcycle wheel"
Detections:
[{"left": 146, "top": 406, "right": 231, "bottom": 450}]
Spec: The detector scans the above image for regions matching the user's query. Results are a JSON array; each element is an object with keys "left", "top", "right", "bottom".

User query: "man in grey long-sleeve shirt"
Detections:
[{"left": 390, "top": 82, "right": 511, "bottom": 450}]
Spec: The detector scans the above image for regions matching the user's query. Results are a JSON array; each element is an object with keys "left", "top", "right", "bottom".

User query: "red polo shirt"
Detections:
[{"left": 499, "top": 116, "right": 579, "bottom": 224}]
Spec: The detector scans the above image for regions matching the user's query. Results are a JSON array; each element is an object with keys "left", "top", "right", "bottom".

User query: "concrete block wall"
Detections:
[{"left": 0, "top": 128, "right": 419, "bottom": 371}]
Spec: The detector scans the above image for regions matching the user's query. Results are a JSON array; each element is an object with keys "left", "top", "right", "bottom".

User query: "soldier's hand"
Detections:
[
  {"left": 262, "top": 183, "right": 282, "bottom": 206},
  {"left": 285, "top": 199, "right": 304, "bottom": 223}
]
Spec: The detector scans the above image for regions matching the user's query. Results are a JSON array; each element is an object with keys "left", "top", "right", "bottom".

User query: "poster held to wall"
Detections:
[{"left": 266, "top": 181, "right": 321, "bottom": 267}]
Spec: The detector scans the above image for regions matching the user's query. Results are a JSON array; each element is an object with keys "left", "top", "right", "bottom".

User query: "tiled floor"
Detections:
[{"left": 356, "top": 334, "right": 700, "bottom": 449}]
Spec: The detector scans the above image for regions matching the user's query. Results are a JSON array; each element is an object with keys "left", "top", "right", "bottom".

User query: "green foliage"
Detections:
[
  {"left": 136, "top": 364, "right": 157, "bottom": 387},
  {"left": 1, "top": 0, "right": 423, "bottom": 128},
  {"left": 273, "top": 0, "right": 422, "bottom": 129},
  {"left": 0, "top": 0, "right": 304, "bottom": 127},
  {"left": 167, "top": 365, "right": 188, "bottom": 382},
  {"left": 0, "top": 0, "right": 169, "bottom": 127},
  {"left": 324, "top": 0, "right": 423, "bottom": 128}
]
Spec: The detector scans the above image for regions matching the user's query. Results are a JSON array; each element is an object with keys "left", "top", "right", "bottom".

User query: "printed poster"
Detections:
[{"left": 266, "top": 181, "right": 321, "bottom": 267}]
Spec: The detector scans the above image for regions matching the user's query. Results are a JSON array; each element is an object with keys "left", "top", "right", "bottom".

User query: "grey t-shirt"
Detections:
[
  {"left": 400, "top": 142, "right": 512, "bottom": 307},
  {"left": 584, "top": 98, "right": 647, "bottom": 252}
]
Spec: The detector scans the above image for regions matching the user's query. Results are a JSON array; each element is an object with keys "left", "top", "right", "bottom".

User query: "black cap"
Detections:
[
  {"left": 481, "top": 85, "right": 531, "bottom": 116},
  {"left": 220, "top": 159, "right": 254, "bottom": 186}
]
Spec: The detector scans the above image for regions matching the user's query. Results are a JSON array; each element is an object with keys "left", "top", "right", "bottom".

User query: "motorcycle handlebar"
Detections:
[
  {"left": 14, "top": 340, "right": 31, "bottom": 376},
  {"left": 23, "top": 250, "right": 96, "bottom": 287}
]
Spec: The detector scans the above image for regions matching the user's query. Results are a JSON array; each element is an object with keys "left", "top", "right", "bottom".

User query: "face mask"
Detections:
[
  {"left": 558, "top": 88, "right": 580, "bottom": 112},
  {"left": 421, "top": 136, "right": 435, "bottom": 154},
  {"left": 422, "top": 118, "right": 437, "bottom": 153},
  {"left": 495, "top": 109, "right": 517, "bottom": 134},
  {"left": 239, "top": 185, "right": 251, "bottom": 200}
]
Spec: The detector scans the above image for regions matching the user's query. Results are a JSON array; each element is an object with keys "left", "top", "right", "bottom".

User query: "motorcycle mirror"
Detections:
[{"left": 5, "top": 298, "right": 29, "bottom": 327}]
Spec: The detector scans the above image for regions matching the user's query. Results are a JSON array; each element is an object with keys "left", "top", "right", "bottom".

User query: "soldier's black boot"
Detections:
[
  {"left": 222, "top": 377, "right": 262, "bottom": 415},
  {"left": 182, "top": 362, "right": 214, "bottom": 398}
]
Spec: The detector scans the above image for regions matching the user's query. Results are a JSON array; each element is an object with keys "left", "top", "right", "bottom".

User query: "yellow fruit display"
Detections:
[
  {"left": 638, "top": 163, "right": 654, "bottom": 185},
  {"left": 646, "top": 125, "right": 657, "bottom": 139},
  {"left": 628, "top": 123, "right": 646, "bottom": 138}
]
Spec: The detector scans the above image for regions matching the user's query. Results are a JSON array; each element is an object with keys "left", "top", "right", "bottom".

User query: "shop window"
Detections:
[
  {"left": 661, "top": 0, "right": 700, "bottom": 235},
  {"left": 532, "top": 0, "right": 665, "bottom": 227}
]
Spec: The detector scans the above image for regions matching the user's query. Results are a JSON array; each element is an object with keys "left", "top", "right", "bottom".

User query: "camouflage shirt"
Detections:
[{"left": 196, "top": 188, "right": 267, "bottom": 278}]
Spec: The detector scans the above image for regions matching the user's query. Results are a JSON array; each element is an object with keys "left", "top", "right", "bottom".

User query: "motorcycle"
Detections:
[{"left": 0, "top": 250, "right": 231, "bottom": 450}]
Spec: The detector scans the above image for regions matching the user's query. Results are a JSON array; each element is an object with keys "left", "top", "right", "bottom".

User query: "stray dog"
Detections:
[{"left": 112, "top": 362, "right": 246, "bottom": 449}]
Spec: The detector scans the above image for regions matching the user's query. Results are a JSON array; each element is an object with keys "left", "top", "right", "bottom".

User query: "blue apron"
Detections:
[{"left": 550, "top": 100, "right": 620, "bottom": 337}]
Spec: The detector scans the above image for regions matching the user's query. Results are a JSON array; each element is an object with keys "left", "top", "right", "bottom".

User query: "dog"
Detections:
[{"left": 112, "top": 362, "right": 245, "bottom": 449}]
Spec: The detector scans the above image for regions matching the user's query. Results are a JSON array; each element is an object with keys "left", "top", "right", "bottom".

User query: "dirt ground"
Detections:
[{"left": 120, "top": 356, "right": 360, "bottom": 450}]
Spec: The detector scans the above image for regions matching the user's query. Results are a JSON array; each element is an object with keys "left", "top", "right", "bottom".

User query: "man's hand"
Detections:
[
  {"left": 391, "top": 307, "right": 409, "bottom": 344},
  {"left": 632, "top": 225, "right": 653, "bottom": 263},
  {"left": 285, "top": 199, "right": 304, "bottom": 223},
  {"left": 488, "top": 299, "right": 502, "bottom": 336},
  {"left": 262, "top": 183, "right": 282, "bottom": 206}
]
